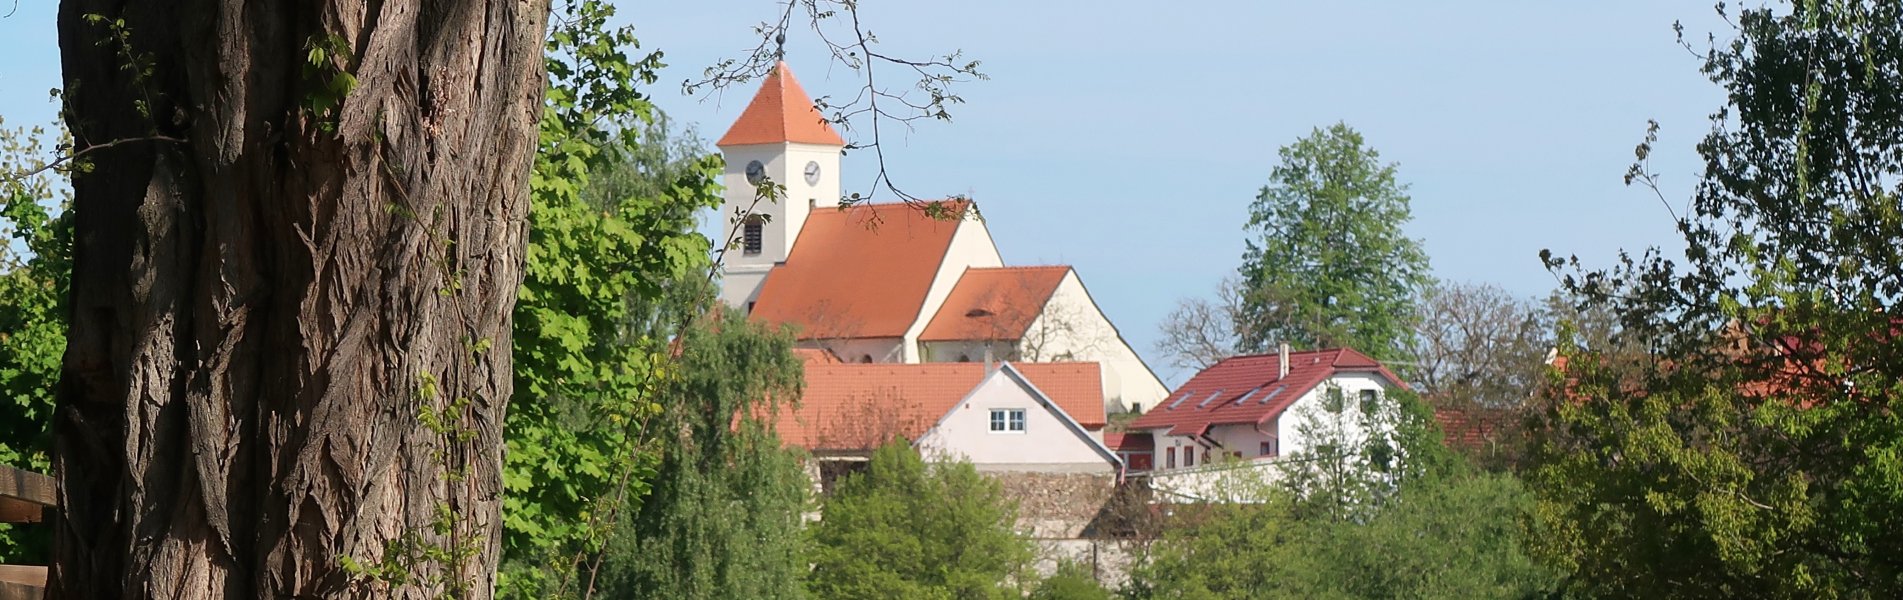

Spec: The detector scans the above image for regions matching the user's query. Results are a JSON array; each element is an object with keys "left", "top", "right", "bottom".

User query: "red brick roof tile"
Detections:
[
  {"left": 919, "top": 267, "right": 1070, "bottom": 342},
  {"left": 778, "top": 362, "right": 1104, "bottom": 451},
  {"left": 1127, "top": 348, "right": 1406, "bottom": 437},
  {"left": 749, "top": 201, "right": 971, "bottom": 340},
  {"left": 717, "top": 62, "right": 845, "bottom": 147}
]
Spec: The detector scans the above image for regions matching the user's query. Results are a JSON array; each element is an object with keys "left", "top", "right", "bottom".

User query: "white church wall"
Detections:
[
  {"left": 714, "top": 141, "right": 841, "bottom": 309},
  {"left": 901, "top": 219, "right": 1003, "bottom": 362},
  {"left": 1021, "top": 272, "right": 1170, "bottom": 414},
  {"left": 915, "top": 368, "right": 1116, "bottom": 474}
]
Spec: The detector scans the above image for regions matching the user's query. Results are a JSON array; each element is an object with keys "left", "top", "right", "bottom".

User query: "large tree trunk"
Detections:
[{"left": 52, "top": 1, "right": 545, "bottom": 597}]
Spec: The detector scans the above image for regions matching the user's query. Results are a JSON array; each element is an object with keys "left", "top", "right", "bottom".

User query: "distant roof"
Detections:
[
  {"left": 919, "top": 267, "right": 1071, "bottom": 342},
  {"left": 1104, "top": 431, "right": 1153, "bottom": 452},
  {"left": 749, "top": 201, "right": 971, "bottom": 340},
  {"left": 777, "top": 361, "right": 1105, "bottom": 451},
  {"left": 1127, "top": 348, "right": 1406, "bottom": 437},
  {"left": 716, "top": 62, "right": 846, "bottom": 147}
]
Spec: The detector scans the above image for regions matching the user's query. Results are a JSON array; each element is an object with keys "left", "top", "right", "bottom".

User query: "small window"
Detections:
[
  {"left": 1359, "top": 389, "right": 1380, "bottom": 415},
  {"left": 742, "top": 216, "right": 765, "bottom": 255},
  {"left": 1259, "top": 439, "right": 1279, "bottom": 458},
  {"left": 988, "top": 409, "right": 1026, "bottom": 433},
  {"left": 858, "top": 354, "right": 873, "bottom": 364},
  {"left": 1323, "top": 388, "right": 1345, "bottom": 413},
  {"left": 1184, "top": 447, "right": 1196, "bottom": 467},
  {"left": 1166, "top": 447, "right": 1177, "bottom": 469}
]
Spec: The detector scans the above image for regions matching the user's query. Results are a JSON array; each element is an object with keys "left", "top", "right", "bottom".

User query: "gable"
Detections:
[
  {"left": 778, "top": 361, "right": 1106, "bottom": 452},
  {"left": 1127, "top": 348, "right": 1405, "bottom": 437},
  {"left": 915, "top": 365, "right": 1120, "bottom": 472},
  {"left": 749, "top": 201, "right": 972, "bottom": 339}
]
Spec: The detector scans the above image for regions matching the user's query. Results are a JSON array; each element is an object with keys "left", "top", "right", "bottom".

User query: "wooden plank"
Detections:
[
  {"left": 0, "top": 565, "right": 44, "bottom": 600},
  {"left": 0, "top": 468, "right": 53, "bottom": 508},
  {"left": 0, "top": 500, "right": 40, "bottom": 525}
]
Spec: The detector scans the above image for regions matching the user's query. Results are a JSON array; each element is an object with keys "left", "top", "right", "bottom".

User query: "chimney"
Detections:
[{"left": 1277, "top": 342, "right": 1290, "bottom": 380}]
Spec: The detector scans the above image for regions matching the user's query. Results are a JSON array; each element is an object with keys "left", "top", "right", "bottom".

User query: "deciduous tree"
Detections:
[
  {"left": 1235, "top": 123, "right": 1433, "bottom": 363},
  {"left": 1531, "top": 1, "right": 1903, "bottom": 595}
]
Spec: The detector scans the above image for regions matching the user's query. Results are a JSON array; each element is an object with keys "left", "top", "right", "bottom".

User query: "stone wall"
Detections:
[{"left": 988, "top": 471, "right": 1117, "bottom": 538}]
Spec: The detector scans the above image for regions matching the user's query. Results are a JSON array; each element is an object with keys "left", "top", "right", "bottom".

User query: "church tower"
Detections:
[{"left": 715, "top": 62, "right": 845, "bottom": 309}]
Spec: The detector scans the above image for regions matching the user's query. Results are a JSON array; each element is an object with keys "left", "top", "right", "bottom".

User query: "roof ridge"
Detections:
[{"left": 967, "top": 265, "right": 1072, "bottom": 272}]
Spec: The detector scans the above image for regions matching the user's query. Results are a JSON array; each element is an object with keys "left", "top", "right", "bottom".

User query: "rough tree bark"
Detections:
[{"left": 53, "top": 1, "right": 545, "bottom": 597}]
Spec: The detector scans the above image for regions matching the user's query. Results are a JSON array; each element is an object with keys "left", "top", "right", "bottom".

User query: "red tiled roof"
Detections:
[
  {"left": 1127, "top": 348, "right": 1406, "bottom": 437},
  {"left": 749, "top": 201, "right": 971, "bottom": 340},
  {"left": 716, "top": 62, "right": 845, "bottom": 147},
  {"left": 777, "top": 362, "right": 1105, "bottom": 451},
  {"left": 1105, "top": 432, "right": 1154, "bottom": 452},
  {"left": 919, "top": 267, "right": 1070, "bottom": 342},
  {"left": 1434, "top": 406, "right": 1509, "bottom": 450}
]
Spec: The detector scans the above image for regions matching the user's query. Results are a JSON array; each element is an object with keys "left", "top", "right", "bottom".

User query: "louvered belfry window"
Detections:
[{"left": 742, "top": 217, "right": 764, "bottom": 255}]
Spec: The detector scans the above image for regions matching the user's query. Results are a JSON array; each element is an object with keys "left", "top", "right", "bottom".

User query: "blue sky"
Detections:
[{"left": 1, "top": 2, "right": 1730, "bottom": 384}]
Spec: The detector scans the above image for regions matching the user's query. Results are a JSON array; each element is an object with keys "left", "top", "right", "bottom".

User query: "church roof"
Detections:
[
  {"left": 1126, "top": 348, "right": 1405, "bottom": 437},
  {"left": 716, "top": 62, "right": 846, "bottom": 147},
  {"left": 749, "top": 201, "right": 971, "bottom": 340},
  {"left": 918, "top": 267, "right": 1071, "bottom": 342},
  {"left": 776, "top": 360, "right": 1105, "bottom": 451}
]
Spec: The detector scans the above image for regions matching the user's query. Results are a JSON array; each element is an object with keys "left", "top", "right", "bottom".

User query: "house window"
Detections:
[
  {"left": 1260, "top": 439, "right": 1279, "bottom": 458},
  {"left": 1166, "top": 447, "right": 1176, "bottom": 469},
  {"left": 988, "top": 409, "right": 1026, "bottom": 433},
  {"left": 742, "top": 216, "right": 764, "bottom": 255},
  {"left": 1184, "top": 447, "right": 1196, "bottom": 467},
  {"left": 858, "top": 354, "right": 873, "bottom": 364},
  {"left": 1359, "top": 389, "right": 1380, "bottom": 414},
  {"left": 1323, "top": 388, "right": 1345, "bottom": 413}
]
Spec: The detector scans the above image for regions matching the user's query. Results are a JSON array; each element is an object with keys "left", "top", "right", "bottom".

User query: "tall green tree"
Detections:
[
  {"left": 0, "top": 123, "right": 69, "bottom": 562},
  {"left": 808, "top": 440, "right": 1033, "bottom": 600},
  {"left": 1532, "top": 2, "right": 1903, "bottom": 596},
  {"left": 1236, "top": 123, "right": 1432, "bottom": 363},
  {"left": 595, "top": 301, "right": 810, "bottom": 600},
  {"left": 500, "top": 2, "right": 722, "bottom": 593}
]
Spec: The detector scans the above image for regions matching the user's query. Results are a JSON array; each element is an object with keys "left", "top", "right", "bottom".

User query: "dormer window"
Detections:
[{"left": 742, "top": 216, "right": 765, "bottom": 255}]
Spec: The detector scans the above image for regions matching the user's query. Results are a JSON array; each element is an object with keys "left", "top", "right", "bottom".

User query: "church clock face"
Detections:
[
  {"left": 803, "top": 161, "right": 822, "bottom": 186},
  {"left": 744, "top": 160, "right": 766, "bottom": 185}
]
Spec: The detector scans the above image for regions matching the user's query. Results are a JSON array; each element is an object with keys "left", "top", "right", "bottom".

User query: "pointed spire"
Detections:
[{"left": 716, "top": 62, "right": 846, "bottom": 147}]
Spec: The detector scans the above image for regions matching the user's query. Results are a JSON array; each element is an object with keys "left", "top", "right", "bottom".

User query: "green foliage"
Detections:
[
  {"left": 596, "top": 302, "right": 810, "bottom": 600},
  {"left": 0, "top": 121, "right": 71, "bottom": 562},
  {"left": 808, "top": 440, "right": 1034, "bottom": 600},
  {"left": 1032, "top": 562, "right": 1112, "bottom": 600},
  {"left": 1128, "top": 386, "right": 1554, "bottom": 599},
  {"left": 1235, "top": 123, "right": 1432, "bottom": 363},
  {"left": 500, "top": 0, "right": 722, "bottom": 593},
  {"left": 1531, "top": 2, "right": 1903, "bottom": 596}
]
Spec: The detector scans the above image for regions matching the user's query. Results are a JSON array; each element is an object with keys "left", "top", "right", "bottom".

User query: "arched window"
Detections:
[
  {"left": 742, "top": 216, "right": 765, "bottom": 255},
  {"left": 858, "top": 354, "right": 873, "bottom": 364},
  {"left": 956, "top": 354, "right": 970, "bottom": 362}
]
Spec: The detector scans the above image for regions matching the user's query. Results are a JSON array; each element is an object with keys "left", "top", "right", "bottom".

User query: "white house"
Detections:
[
  {"left": 1119, "top": 347, "right": 1408, "bottom": 475},
  {"left": 915, "top": 364, "right": 1123, "bottom": 474},
  {"left": 774, "top": 359, "right": 1116, "bottom": 474},
  {"left": 710, "top": 62, "right": 1167, "bottom": 415}
]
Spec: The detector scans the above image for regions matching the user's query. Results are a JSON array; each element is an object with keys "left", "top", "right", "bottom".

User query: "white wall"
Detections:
[
  {"left": 901, "top": 219, "right": 1003, "bottom": 362},
  {"left": 801, "top": 337, "right": 905, "bottom": 364},
  {"left": 915, "top": 368, "right": 1116, "bottom": 473},
  {"left": 715, "top": 141, "right": 841, "bottom": 308},
  {"left": 1023, "top": 272, "right": 1169, "bottom": 414},
  {"left": 1142, "top": 371, "right": 1401, "bottom": 472}
]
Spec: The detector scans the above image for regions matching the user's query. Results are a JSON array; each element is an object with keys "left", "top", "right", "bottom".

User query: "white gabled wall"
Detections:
[
  {"left": 901, "top": 218, "right": 1003, "bottom": 362},
  {"left": 1143, "top": 371, "right": 1401, "bottom": 471},
  {"left": 915, "top": 367, "right": 1117, "bottom": 473},
  {"left": 1020, "top": 271, "right": 1170, "bottom": 414}
]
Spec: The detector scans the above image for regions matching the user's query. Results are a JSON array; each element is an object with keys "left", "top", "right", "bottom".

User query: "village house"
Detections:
[
  {"left": 1116, "top": 346, "right": 1408, "bottom": 476},
  {"left": 710, "top": 62, "right": 1168, "bottom": 416}
]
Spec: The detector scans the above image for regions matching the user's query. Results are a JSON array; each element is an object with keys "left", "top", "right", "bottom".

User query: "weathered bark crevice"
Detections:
[{"left": 54, "top": 1, "right": 545, "bottom": 598}]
